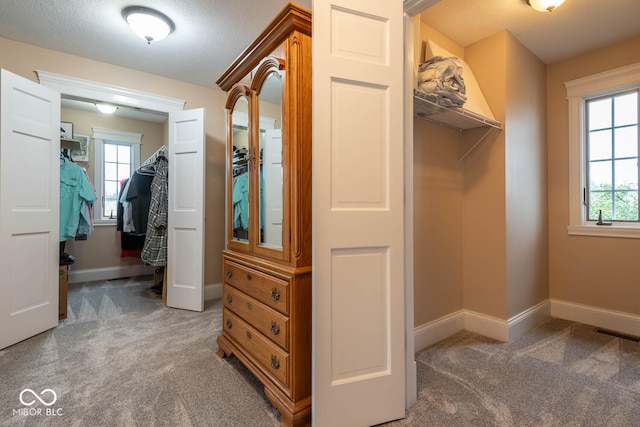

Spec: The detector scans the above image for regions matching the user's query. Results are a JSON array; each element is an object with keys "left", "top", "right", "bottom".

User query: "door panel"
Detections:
[
  {"left": 166, "top": 108, "right": 206, "bottom": 312},
  {"left": 261, "top": 128, "right": 283, "bottom": 248},
  {"left": 312, "top": 1, "right": 406, "bottom": 425},
  {"left": 0, "top": 69, "right": 60, "bottom": 349}
]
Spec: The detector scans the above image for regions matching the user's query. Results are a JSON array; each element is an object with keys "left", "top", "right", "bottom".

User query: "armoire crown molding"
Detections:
[{"left": 35, "top": 70, "right": 185, "bottom": 113}]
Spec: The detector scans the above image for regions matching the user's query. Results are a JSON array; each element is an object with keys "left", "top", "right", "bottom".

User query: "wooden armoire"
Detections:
[{"left": 215, "top": 3, "right": 312, "bottom": 426}]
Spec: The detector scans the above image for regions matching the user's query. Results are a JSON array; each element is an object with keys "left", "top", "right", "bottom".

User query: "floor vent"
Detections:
[{"left": 595, "top": 328, "right": 640, "bottom": 342}]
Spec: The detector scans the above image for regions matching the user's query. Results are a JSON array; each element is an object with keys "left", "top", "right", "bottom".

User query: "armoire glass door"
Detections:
[
  {"left": 257, "top": 71, "right": 284, "bottom": 250},
  {"left": 229, "top": 93, "right": 250, "bottom": 244}
]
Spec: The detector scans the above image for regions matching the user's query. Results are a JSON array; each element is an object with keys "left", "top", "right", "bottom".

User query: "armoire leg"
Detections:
[{"left": 264, "top": 386, "right": 311, "bottom": 427}]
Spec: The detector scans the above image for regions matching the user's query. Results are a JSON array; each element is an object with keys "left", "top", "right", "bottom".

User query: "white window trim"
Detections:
[
  {"left": 565, "top": 62, "right": 640, "bottom": 238},
  {"left": 93, "top": 128, "right": 142, "bottom": 226}
]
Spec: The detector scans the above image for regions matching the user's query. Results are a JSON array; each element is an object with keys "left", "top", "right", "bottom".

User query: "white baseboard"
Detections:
[
  {"left": 550, "top": 299, "right": 640, "bottom": 337},
  {"left": 464, "top": 310, "right": 509, "bottom": 342},
  {"left": 414, "top": 298, "right": 639, "bottom": 353},
  {"left": 414, "top": 310, "right": 465, "bottom": 352},
  {"left": 67, "top": 264, "right": 155, "bottom": 284},
  {"left": 205, "top": 283, "right": 222, "bottom": 301},
  {"left": 414, "top": 300, "right": 552, "bottom": 353},
  {"left": 507, "top": 299, "right": 551, "bottom": 341}
]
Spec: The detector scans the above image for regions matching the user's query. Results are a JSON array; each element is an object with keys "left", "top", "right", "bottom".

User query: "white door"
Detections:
[
  {"left": 0, "top": 69, "right": 60, "bottom": 349},
  {"left": 312, "top": 0, "right": 406, "bottom": 425},
  {"left": 262, "top": 128, "right": 283, "bottom": 247},
  {"left": 166, "top": 108, "right": 206, "bottom": 312}
]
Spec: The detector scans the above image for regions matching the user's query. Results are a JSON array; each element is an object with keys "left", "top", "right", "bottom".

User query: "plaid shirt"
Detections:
[{"left": 142, "top": 158, "right": 168, "bottom": 266}]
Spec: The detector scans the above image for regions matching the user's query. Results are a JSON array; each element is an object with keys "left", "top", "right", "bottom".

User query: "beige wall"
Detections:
[
  {"left": 463, "top": 32, "right": 508, "bottom": 319},
  {"left": 547, "top": 36, "right": 640, "bottom": 316},
  {"left": 414, "top": 27, "right": 548, "bottom": 325},
  {"left": 413, "top": 24, "right": 465, "bottom": 326},
  {"left": 61, "top": 107, "right": 166, "bottom": 271},
  {"left": 503, "top": 33, "right": 549, "bottom": 318},
  {"left": 412, "top": 118, "right": 464, "bottom": 325},
  {"left": 0, "top": 37, "right": 227, "bottom": 286}
]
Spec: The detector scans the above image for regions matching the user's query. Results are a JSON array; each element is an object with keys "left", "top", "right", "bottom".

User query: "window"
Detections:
[
  {"left": 586, "top": 91, "right": 639, "bottom": 222},
  {"left": 93, "top": 128, "right": 142, "bottom": 225},
  {"left": 566, "top": 63, "right": 640, "bottom": 238}
]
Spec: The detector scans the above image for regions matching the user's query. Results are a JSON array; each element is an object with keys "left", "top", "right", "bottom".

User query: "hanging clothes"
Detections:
[
  {"left": 125, "top": 170, "right": 154, "bottom": 234},
  {"left": 142, "top": 157, "right": 169, "bottom": 266},
  {"left": 60, "top": 157, "right": 96, "bottom": 242},
  {"left": 232, "top": 171, "right": 249, "bottom": 230},
  {"left": 117, "top": 178, "right": 145, "bottom": 258}
]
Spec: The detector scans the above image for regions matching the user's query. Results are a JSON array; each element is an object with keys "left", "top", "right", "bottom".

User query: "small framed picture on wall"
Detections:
[
  {"left": 71, "top": 134, "right": 90, "bottom": 162},
  {"left": 60, "top": 121, "right": 73, "bottom": 139}
]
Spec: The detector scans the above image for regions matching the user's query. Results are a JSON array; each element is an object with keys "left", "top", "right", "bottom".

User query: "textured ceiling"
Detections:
[
  {"left": 0, "top": 0, "right": 637, "bottom": 91},
  {"left": 0, "top": 0, "right": 311, "bottom": 88},
  {"left": 421, "top": 0, "right": 640, "bottom": 64}
]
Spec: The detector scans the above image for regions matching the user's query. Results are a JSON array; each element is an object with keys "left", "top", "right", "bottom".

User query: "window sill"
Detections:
[
  {"left": 94, "top": 220, "right": 117, "bottom": 227},
  {"left": 567, "top": 223, "right": 640, "bottom": 239}
]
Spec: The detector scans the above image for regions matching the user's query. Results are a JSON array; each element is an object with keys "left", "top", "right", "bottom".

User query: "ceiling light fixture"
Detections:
[
  {"left": 526, "top": 0, "right": 566, "bottom": 12},
  {"left": 122, "top": 6, "right": 175, "bottom": 44},
  {"left": 96, "top": 103, "right": 118, "bottom": 114}
]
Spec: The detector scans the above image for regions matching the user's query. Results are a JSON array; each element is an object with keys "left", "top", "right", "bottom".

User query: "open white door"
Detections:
[
  {"left": 262, "top": 128, "right": 283, "bottom": 247},
  {"left": 166, "top": 108, "right": 206, "bottom": 312},
  {"left": 312, "top": 0, "right": 406, "bottom": 426},
  {"left": 0, "top": 69, "right": 60, "bottom": 349}
]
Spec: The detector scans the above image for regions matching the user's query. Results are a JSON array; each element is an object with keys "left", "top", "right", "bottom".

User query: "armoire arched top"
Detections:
[{"left": 250, "top": 58, "right": 285, "bottom": 93}]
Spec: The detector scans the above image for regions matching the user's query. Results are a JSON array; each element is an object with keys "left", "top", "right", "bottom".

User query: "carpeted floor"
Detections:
[
  {"left": 384, "top": 318, "right": 640, "bottom": 427},
  {"left": 1, "top": 277, "right": 639, "bottom": 426},
  {"left": 0, "top": 276, "right": 279, "bottom": 427}
]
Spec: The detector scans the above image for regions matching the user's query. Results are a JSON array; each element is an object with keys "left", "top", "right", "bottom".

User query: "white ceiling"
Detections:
[
  {"left": 0, "top": 0, "right": 637, "bottom": 91},
  {"left": 421, "top": 0, "right": 640, "bottom": 65},
  {"left": 0, "top": 0, "right": 310, "bottom": 89}
]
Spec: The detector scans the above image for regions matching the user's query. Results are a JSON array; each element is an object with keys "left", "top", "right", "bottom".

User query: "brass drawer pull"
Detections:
[
  {"left": 246, "top": 331, "right": 252, "bottom": 339},
  {"left": 226, "top": 270, "right": 232, "bottom": 279},
  {"left": 270, "top": 321, "right": 280, "bottom": 336},
  {"left": 270, "top": 288, "right": 280, "bottom": 301},
  {"left": 226, "top": 294, "right": 233, "bottom": 304},
  {"left": 225, "top": 318, "right": 232, "bottom": 329},
  {"left": 247, "top": 302, "right": 252, "bottom": 310},
  {"left": 271, "top": 355, "right": 280, "bottom": 370},
  {"left": 246, "top": 273, "right": 252, "bottom": 280}
]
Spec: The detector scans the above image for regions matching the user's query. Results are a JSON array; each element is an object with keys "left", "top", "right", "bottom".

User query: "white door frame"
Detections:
[
  {"left": 36, "top": 71, "right": 193, "bottom": 293},
  {"left": 401, "top": 0, "right": 444, "bottom": 407},
  {"left": 36, "top": 71, "right": 185, "bottom": 114}
]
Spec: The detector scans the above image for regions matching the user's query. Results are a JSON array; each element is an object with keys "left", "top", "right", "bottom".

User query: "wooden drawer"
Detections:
[
  {"left": 223, "top": 260, "right": 289, "bottom": 315},
  {"left": 224, "top": 285, "right": 290, "bottom": 351},
  {"left": 223, "top": 309, "right": 289, "bottom": 386}
]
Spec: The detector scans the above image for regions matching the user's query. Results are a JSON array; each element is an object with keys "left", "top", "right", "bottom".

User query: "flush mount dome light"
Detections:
[
  {"left": 526, "top": 0, "right": 566, "bottom": 12},
  {"left": 123, "top": 6, "right": 175, "bottom": 44},
  {"left": 96, "top": 103, "right": 117, "bottom": 114}
]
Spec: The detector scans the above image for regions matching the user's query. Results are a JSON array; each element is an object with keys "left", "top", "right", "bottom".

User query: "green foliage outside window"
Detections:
[{"left": 589, "top": 183, "right": 639, "bottom": 221}]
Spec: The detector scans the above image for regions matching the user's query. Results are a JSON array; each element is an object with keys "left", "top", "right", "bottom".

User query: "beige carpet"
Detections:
[
  {"left": 384, "top": 318, "right": 640, "bottom": 427},
  {"left": 0, "top": 277, "right": 279, "bottom": 427},
  {"left": 2, "top": 277, "right": 639, "bottom": 426}
]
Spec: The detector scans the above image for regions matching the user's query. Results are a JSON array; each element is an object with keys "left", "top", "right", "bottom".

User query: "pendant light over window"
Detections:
[
  {"left": 123, "top": 6, "right": 175, "bottom": 44},
  {"left": 526, "top": 0, "right": 566, "bottom": 12}
]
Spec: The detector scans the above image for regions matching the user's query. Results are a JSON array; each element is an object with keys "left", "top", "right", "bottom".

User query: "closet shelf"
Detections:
[{"left": 413, "top": 89, "right": 502, "bottom": 131}]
